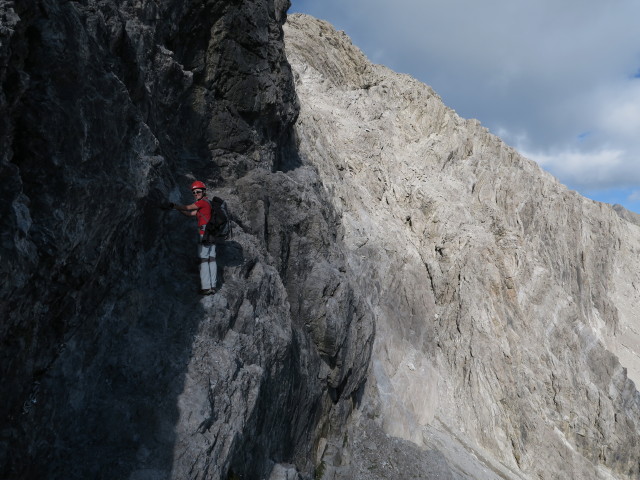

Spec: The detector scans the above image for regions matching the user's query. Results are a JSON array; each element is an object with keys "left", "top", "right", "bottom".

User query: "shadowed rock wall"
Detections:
[{"left": 0, "top": 2, "right": 372, "bottom": 479}]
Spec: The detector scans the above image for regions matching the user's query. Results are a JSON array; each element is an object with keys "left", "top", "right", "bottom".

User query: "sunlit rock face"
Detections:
[
  {"left": 1, "top": 2, "right": 372, "bottom": 479},
  {"left": 285, "top": 13, "right": 640, "bottom": 480}
]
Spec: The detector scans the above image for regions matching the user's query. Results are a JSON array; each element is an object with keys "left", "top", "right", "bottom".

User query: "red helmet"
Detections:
[{"left": 191, "top": 180, "right": 206, "bottom": 191}]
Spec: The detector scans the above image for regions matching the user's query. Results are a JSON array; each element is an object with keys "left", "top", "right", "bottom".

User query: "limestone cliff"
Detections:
[
  {"left": 1, "top": 2, "right": 372, "bottom": 479},
  {"left": 3, "top": 2, "right": 640, "bottom": 479},
  {"left": 285, "top": 14, "right": 640, "bottom": 480}
]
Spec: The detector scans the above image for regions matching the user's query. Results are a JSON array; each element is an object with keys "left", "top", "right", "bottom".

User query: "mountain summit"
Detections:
[{"left": 285, "top": 13, "right": 640, "bottom": 480}]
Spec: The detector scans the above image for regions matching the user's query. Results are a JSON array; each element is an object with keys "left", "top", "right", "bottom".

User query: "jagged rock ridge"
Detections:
[{"left": 285, "top": 13, "right": 640, "bottom": 480}]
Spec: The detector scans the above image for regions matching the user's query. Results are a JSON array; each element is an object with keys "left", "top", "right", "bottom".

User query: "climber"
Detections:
[{"left": 168, "top": 180, "right": 217, "bottom": 295}]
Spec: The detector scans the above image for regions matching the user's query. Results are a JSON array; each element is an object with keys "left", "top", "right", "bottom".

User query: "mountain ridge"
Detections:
[{"left": 285, "top": 13, "right": 640, "bottom": 479}]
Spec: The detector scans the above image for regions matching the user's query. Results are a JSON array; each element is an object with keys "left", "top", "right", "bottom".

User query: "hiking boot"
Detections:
[{"left": 199, "top": 288, "right": 213, "bottom": 295}]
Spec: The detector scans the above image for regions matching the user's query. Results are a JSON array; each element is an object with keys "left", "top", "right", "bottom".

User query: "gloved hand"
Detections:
[{"left": 160, "top": 202, "right": 174, "bottom": 210}]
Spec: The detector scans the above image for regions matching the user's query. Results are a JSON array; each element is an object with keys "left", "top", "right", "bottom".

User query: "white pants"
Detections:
[{"left": 198, "top": 242, "right": 217, "bottom": 290}]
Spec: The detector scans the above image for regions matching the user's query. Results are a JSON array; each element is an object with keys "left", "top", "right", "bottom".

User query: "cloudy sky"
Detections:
[{"left": 290, "top": 0, "right": 640, "bottom": 213}]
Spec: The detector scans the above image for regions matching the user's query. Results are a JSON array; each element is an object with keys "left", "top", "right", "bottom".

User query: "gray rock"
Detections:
[
  {"left": 613, "top": 203, "right": 640, "bottom": 227},
  {"left": 285, "top": 13, "right": 640, "bottom": 480},
  {"left": 269, "top": 463, "right": 301, "bottom": 480},
  {"left": 4, "top": 2, "right": 640, "bottom": 479},
  {"left": 1, "top": 2, "right": 372, "bottom": 479}
]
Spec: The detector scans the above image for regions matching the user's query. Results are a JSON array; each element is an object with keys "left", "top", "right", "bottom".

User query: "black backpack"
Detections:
[{"left": 203, "top": 196, "right": 232, "bottom": 245}]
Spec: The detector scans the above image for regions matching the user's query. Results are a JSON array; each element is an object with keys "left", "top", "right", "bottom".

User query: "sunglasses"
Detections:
[{"left": 192, "top": 189, "right": 204, "bottom": 195}]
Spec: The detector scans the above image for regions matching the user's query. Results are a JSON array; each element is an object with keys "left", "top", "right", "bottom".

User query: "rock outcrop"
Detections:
[
  {"left": 1, "top": 2, "right": 372, "bottom": 479},
  {"left": 613, "top": 204, "right": 640, "bottom": 227},
  {"left": 285, "top": 14, "right": 640, "bottom": 480}
]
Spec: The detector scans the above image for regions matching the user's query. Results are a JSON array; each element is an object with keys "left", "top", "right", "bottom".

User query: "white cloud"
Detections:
[
  {"left": 522, "top": 148, "right": 637, "bottom": 190},
  {"left": 291, "top": 0, "right": 640, "bottom": 204},
  {"left": 628, "top": 191, "right": 640, "bottom": 203},
  {"left": 599, "top": 82, "right": 640, "bottom": 138}
]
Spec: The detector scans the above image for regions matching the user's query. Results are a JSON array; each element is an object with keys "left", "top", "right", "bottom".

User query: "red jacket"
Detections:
[{"left": 195, "top": 198, "right": 212, "bottom": 236}]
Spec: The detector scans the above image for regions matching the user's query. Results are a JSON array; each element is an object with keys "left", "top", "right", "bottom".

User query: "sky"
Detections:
[{"left": 290, "top": 0, "right": 640, "bottom": 213}]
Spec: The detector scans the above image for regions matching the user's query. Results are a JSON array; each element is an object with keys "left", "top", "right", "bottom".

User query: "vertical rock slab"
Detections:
[{"left": 1, "top": 2, "right": 373, "bottom": 479}]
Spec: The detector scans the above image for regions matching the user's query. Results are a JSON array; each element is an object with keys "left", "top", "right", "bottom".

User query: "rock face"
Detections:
[
  {"left": 1, "top": 2, "right": 372, "bottom": 479},
  {"left": 613, "top": 204, "right": 640, "bottom": 227},
  {"left": 285, "top": 14, "right": 640, "bottom": 480},
  {"left": 3, "top": 1, "right": 640, "bottom": 479}
]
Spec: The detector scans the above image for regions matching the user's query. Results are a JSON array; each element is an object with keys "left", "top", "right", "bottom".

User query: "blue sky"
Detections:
[{"left": 290, "top": 0, "right": 640, "bottom": 214}]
